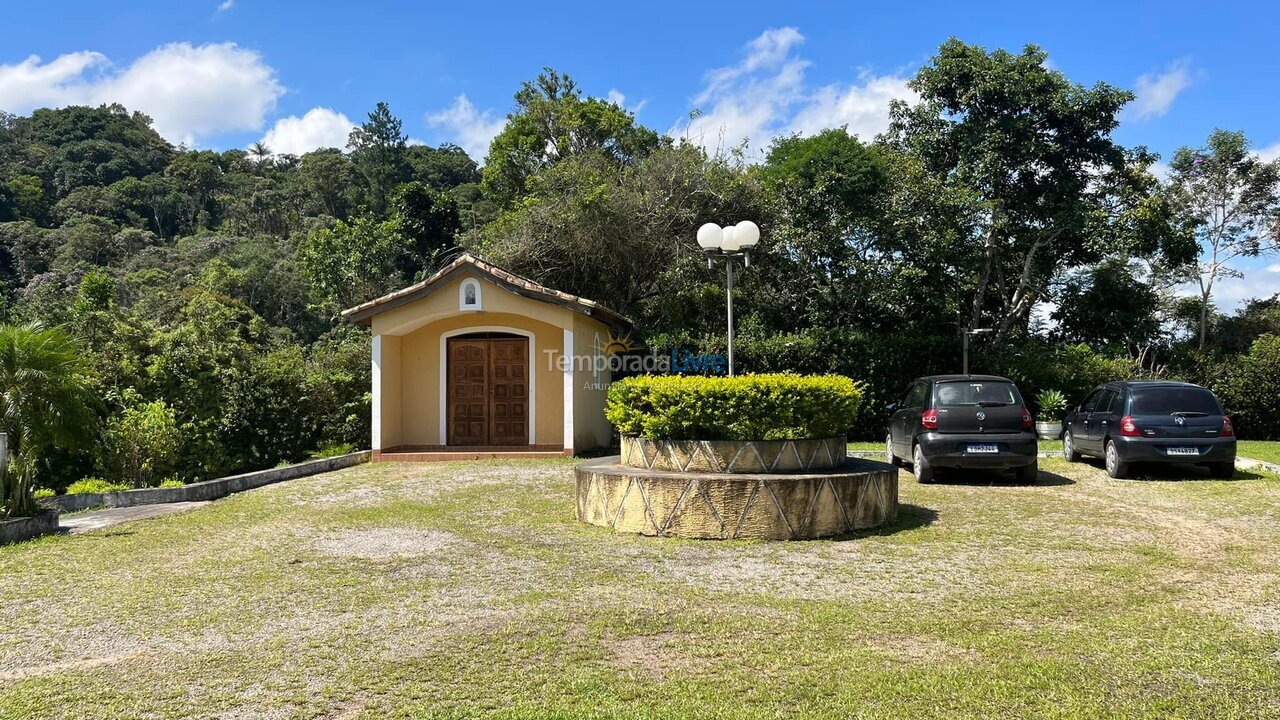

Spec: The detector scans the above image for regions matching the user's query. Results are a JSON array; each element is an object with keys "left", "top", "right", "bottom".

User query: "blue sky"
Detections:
[{"left": 2, "top": 0, "right": 1278, "bottom": 306}]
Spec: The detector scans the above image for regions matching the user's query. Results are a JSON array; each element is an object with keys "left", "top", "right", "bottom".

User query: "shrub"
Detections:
[
  {"left": 1035, "top": 389, "right": 1068, "bottom": 419},
  {"left": 158, "top": 478, "right": 184, "bottom": 488},
  {"left": 311, "top": 442, "right": 355, "bottom": 459},
  {"left": 33, "top": 488, "right": 54, "bottom": 500},
  {"left": 1211, "top": 335, "right": 1280, "bottom": 439},
  {"left": 66, "top": 478, "right": 130, "bottom": 495},
  {"left": 605, "top": 373, "right": 863, "bottom": 440},
  {"left": 98, "top": 389, "right": 181, "bottom": 488}
]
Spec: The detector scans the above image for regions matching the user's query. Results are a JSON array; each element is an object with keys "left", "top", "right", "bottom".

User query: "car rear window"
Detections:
[
  {"left": 934, "top": 381, "right": 1021, "bottom": 407},
  {"left": 1129, "top": 387, "right": 1222, "bottom": 416}
]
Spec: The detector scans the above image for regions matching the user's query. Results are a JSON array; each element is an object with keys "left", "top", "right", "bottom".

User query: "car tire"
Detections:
[
  {"left": 1062, "top": 431, "right": 1080, "bottom": 463},
  {"left": 1016, "top": 461, "right": 1038, "bottom": 485},
  {"left": 1211, "top": 462, "right": 1235, "bottom": 479},
  {"left": 885, "top": 434, "right": 901, "bottom": 467},
  {"left": 912, "top": 443, "right": 934, "bottom": 484},
  {"left": 1104, "top": 440, "right": 1130, "bottom": 479}
]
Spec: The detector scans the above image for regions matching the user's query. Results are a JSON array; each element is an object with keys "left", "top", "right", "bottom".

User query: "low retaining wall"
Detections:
[
  {"left": 43, "top": 451, "right": 371, "bottom": 513},
  {"left": 577, "top": 456, "right": 898, "bottom": 540},
  {"left": 0, "top": 510, "right": 60, "bottom": 545},
  {"left": 621, "top": 435, "right": 846, "bottom": 474}
]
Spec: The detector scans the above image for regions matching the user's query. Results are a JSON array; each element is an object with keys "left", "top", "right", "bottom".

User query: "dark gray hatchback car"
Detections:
[
  {"left": 885, "top": 375, "right": 1039, "bottom": 484},
  {"left": 1062, "top": 381, "right": 1236, "bottom": 479}
]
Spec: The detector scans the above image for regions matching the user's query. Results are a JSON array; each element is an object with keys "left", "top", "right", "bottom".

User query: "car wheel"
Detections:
[
  {"left": 1062, "top": 431, "right": 1080, "bottom": 463},
  {"left": 885, "top": 434, "right": 901, "bottom": 467},
  {"left": 1104, "top": 440, "right": 1130, "bottom": 479},
  {"left": 913, "top": 443, "right": 934, "bottom": 484},
  {"left": 1211, "top": 461, "right": 1235, "bottom": 479},
  {"left": 1016, "top": 461, "right": 1038, "bottom": 485}
]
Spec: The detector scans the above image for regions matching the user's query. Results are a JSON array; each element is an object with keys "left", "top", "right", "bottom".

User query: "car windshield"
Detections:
[
  {"left": 1129, "top": 387, "right": 1221, "bottom": 416},
  {"left": 934, "top": 381, "right": 1020, "bottom": 407}
]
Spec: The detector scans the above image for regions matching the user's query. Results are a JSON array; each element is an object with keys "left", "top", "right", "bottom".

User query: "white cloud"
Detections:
[
  {"left": 1257, "top": 142, "right": 1280, "bottom": 163},
  {"left": 425, "top": 94, "right": 505, "bottom": 163},
  {"left": 216, "top": 0, "right": 234, "bottom": 12},
  {"left": 1268, "top": 263, "right": 1280, "bottom": 273},
  {"left": 1127, "top": 59, "right": 1193, "bottom": 122},
  {"left": 606, "top": 88, "right": 647, "bottom": 115},
  {"left": 670, "top": 27, "right": 915, "bottom": 158},
  {"left": 789, "top": 73, "right": 915, "bottom": 140},
  {"left": 259, "top": 107, "right": 354, "bottom": 156},
  {"left": 0, "top": 43, "right": 283, "bottom": 145}
]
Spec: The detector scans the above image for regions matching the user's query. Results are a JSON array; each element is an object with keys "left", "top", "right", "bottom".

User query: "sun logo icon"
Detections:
[{"left": 595, "top": 330, "right": 641, "bottom": 355}]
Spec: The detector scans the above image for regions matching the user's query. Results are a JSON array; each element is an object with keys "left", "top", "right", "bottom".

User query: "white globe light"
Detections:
[
  {"left": 735, "top": 220, "right": 760, "bottom": 248},
  {"left": 696, "top": 223, "right": 723, "bottom": 250},
  {"left": 721, "top": 224, "right": 741, "bottom": 251}
]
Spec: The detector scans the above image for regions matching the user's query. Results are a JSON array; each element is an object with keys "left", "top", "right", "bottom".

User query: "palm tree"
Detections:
[
  {"left": 0, "top": 324, "right": 97, "bottom": 517},
  {"left": 248, "top": 141, "right": 273, "bottom": 172}
]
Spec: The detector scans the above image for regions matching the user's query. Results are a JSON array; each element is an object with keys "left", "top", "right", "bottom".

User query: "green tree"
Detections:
[
  {"left": 347, "top": 102, "right": 409, "bottom": 213},
  {"left": 482, "top": 68, "right": 662, "bottom": 206},
  {"left": 390, "top": 181, "right": 460, "bottom": 279},
  {"left": 98, "top": 388, "right": 181, "bottom": 488},
  {"left": 761, "top": 129, "right": 890, "bottom": 327},
  {"left": 884, "top": 39, "right": 1192, "bottom": 346},
  {"left": 1051, "top": 261, "right": 1161, "bottom": 350},
  {"left": 1167, "top": 129, "right": 1280, "bottom": 349},
  {"left": 298, "top": 214, "right": 402, "bottom": 311},
  {"left": 406, "top": 143, "right": 480, "bottom": 190},
  {"left": 0, "top": 323, "right": 97, "bottom": 516}
]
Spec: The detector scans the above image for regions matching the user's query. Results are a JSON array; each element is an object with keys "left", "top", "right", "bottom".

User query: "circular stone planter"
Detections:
[
  {"left": 576, "top": 457, "right": 897, "bottom": 540},
  {"left": 620, "top": 435, "right": 846, "bottom": 474}
]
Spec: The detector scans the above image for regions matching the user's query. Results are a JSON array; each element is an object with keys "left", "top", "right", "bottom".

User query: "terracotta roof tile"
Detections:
[{"left": 340, "top": 252, "right": 632, "bottom": 329}]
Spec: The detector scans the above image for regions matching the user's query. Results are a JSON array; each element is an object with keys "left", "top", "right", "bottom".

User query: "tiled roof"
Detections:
[{"left": 340, "top": 252, "right": 632, "bottom": 329}]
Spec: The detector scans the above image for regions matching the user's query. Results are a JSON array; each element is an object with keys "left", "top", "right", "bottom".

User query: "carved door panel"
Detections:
[
  {"left": 447, "top": 340, "right": 489, "bottom": 446},
  {"left": 488, "top": 339, "right": 529, "bottom": 445}
]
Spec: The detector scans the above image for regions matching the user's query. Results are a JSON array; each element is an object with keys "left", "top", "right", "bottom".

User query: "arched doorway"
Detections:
[{"left": 446, "top": 331, "right": 530, "bottom": 446}]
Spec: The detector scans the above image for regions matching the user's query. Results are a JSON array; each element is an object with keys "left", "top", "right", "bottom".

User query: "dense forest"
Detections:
[{"left": 1, "top": 39, "right": 1278, "bottom": 496}]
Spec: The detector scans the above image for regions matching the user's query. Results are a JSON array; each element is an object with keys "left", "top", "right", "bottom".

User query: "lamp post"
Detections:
[
  {"left": 962, "top": 328, "right": 993, "bottom": 375},
  {"left": 697, "top": 221, "right": 760, "bottom": 376}
]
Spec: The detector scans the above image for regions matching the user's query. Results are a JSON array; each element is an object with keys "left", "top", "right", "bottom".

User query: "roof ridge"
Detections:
[{"left": 340, "top": 252, "right": 632, "bottom": 329}]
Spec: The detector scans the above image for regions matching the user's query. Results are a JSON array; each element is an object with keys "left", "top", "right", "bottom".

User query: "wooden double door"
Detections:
[{"left": 447, "top": 335, "right": 530, "bottom": 446}]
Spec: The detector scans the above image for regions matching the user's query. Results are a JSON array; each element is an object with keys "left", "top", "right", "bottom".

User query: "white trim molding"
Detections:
[
  {"left": 438, "top": 326, "right": 537, "bottom": 446},
  {"left": 458, "top": 277, "right": 482, "bottom": 311},
  {"left": 371, "top": 334, "right": 383, "bottom": 451},
  {"left": 563, "top": 328, "right": 575, "bottom": 453}
]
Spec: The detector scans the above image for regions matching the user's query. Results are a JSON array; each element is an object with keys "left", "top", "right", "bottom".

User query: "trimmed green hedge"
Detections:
[{"left": 605, "top": 373, "right": 863, "bottom": 441}]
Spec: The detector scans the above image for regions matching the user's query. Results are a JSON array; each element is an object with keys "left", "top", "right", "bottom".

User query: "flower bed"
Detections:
[{"left": 605, "top": 373, "right": 862, "bottom": 441}]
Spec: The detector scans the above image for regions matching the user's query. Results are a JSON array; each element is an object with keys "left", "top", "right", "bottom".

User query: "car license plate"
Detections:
[
  {"left": 1167, "top": 447, "right": 1199, "bottom": 456},
  {"left": 967, "top": 444, "right": 999, "bottom": 454}
]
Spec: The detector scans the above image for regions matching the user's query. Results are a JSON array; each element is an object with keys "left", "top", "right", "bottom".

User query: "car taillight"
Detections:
[
  {"left": 1120, "top": 415, "right": 1141, "bottom": 437},
  {"left": 1021, "top": 407, "right": 1034, "bottom": 430},
  {"left": 1222, "top": 416, "right": 1234, "bottom": 437},
  {"left": 921, "top": 408, "right": 938, "bottom": 429}
]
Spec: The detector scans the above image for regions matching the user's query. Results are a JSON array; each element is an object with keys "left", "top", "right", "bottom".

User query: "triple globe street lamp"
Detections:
[{"left": 697, "top": 221, "right": 760, "bottom": 377}]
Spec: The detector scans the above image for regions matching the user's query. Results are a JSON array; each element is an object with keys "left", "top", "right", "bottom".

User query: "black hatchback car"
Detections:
[
  {"left": 1063, "top": 381, "right": 1236, "bottom": 479},
  {"left": 886, "top": 375, "right": 1039, "bottom": 483}
]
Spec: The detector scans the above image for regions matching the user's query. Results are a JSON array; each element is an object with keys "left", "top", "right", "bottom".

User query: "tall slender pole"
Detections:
[
  {"left": 962, "top": 331, "right": 970, "bottom": 376},
  {"left": 726, "top": 256, "right": 735, "bottom": 376}
]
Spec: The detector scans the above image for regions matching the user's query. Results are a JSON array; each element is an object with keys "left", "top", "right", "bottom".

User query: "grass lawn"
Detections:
[
  {"left": 3, "top": 458, "right": 1280, "bottom": 718},
  {"left": 1238, "top": 440, "right": 1280, "bottom": 465}
]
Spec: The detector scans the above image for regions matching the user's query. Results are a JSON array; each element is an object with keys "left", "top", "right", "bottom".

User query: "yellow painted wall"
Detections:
[
  {"left": 377, "top": 335, "right": 402, "bottom": 449},
  {"left": 370, "top": 272, "right": 618, "bottom": 451},
  {"left": 573, "top": 313, "right": 615, "bottom": 450}
]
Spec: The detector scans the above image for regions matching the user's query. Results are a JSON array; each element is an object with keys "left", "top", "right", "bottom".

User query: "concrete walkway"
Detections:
[{"left": 59, "top": 501, "right": 210, "bottom": 535}]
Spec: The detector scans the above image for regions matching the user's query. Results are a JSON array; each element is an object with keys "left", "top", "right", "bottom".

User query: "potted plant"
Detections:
[{"left": 1034, "top": 389, "right": 1067, "bottom": 440}]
